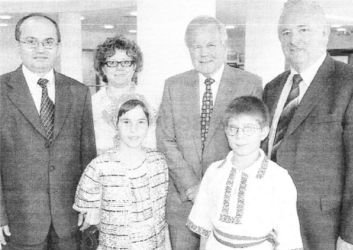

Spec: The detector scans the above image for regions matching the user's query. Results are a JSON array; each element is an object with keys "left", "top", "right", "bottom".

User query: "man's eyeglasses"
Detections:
[
  {"left": 105, "top": 60, "right": 134, "bottom": 68},
  {"left": 18, "top": 37, "right": 59, "bottom": 49},
  {"left": 226, "top": 125, "right": 261, "bottom": 136}
]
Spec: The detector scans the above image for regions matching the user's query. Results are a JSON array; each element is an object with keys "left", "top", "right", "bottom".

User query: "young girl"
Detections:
[{"left": 74, "top": 93, "right": 169, "bottom": 250}]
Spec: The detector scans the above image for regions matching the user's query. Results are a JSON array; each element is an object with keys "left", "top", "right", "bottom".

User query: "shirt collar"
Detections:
[
  {"left": 198, "top": 63, "right": 225, "bottom": 84},
  {"left": 224, "top": 149, "right": 266, "bottom": 177},
  {"left": 22, "top": 65, "right": 55, "bottom": 86},
  {"left": 290, "top": 53, "right": 326, "bottom": 86}
]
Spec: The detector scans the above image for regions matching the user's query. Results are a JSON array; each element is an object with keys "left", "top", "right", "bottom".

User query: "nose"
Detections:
[
  {"left": 234, "top": 128, "right": 246, "bottom": 138},
  {"left": 199, "top": 46, "right": 210, "bottom": 56},
  {"left": 35, "top": 42, "right": 46, "bottom": 52},
  {"left": 115, "top": 63, "right": 125, "bottom": 70},
  {"left": 129, "top": 122, "right": 138, "bottom": 133},
  {"left": 289, "top": 30, "right": 301, "bottom": 45}
]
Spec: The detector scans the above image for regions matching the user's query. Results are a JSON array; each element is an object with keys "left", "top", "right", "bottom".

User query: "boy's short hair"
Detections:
[{"left": 222, "top": 96, "right": 270, "bottom": 127}]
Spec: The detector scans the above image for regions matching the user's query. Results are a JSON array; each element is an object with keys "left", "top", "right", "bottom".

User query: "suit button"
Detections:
[{"left": 50, "top": 166, "right": 55, "bottom": 171}]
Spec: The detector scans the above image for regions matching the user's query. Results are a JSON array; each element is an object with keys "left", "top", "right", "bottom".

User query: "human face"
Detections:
[
  {"left": 102, "top": 50, "right": 136, "bottom": 88},
  {"left": 17, "top": 17, "right": 60, "bottom": 76},
  {"left": 225, "top": 115, "right": 269, "bottom": 158},
  {"left": 278, "top": 10, "right": 329, "bottom": 72},
  {"left": 188, "top": 25, "right": 227, "bottom": 77},
  {"left": 117, "top": 106, "right": 148, "bottom": 149}
]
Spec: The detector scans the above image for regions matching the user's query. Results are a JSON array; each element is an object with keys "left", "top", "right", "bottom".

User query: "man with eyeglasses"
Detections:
[
  {"left": 0, "top": 13, "right": 96, "bottom": 250},
  {"left": 156, "top": 15, "right": 262, "bottom": 250}
]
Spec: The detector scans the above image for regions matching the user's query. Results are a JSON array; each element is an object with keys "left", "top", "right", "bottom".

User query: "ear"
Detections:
[
  {"left": 56, "top": 42, "right": 62, "bottom": 58},
  {"left": 260, "top": 126, "right": 270, "bottom": 141}
]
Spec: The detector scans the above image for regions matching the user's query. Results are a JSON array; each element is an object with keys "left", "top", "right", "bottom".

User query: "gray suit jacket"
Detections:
[
  {"left": 156, "top": 65, "right": 262, "bottom": 227},
  {"left": 0, "top": 66, "right": 96, "bottom": 245},
  {"left": 262, "top": 55, "right": 353, "bottom": 250}
]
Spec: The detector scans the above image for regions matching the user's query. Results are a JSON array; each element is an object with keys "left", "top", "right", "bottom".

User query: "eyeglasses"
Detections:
[
  {"left": 190, "top": 43, "right": 223, "bottom": 52},
  {"left": 226, "top": 125, "right": 261, "bottom": 136},
  {"left": 18, "top": 37, "right": 59, "bottom": 49},
  {"left": 105, "top": 60, "right": 134, "bottom": 68}
]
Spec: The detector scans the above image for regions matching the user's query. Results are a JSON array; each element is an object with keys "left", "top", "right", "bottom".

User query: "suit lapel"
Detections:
[
  {"left": 204, "top": 66, "right": 239, "bottom": 149},
  {"left": 286, "top": 55, "right": 335, "bottom": 136},
  {"left": 6, "top": 67, "right": 47, "bottom": 138},
  {"left": 185, "top": 72, "right": 203, "bottom": 161},
  {"left": 268, "top": 72, "right": 290, "bottom": 120},
  {"left": 53, "top": 72, "right": 73, "bottom": 140}
]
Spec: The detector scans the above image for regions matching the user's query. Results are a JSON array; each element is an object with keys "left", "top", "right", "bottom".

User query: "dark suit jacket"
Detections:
[
  {"left": 262, "top": 55, "right": 353, "bottom": 250},
  {"left": 156, "top": 65, "right": 262, "bottom": 227},
  {"left": 0, "top": 66, "right": 96, "bottom": 245}
]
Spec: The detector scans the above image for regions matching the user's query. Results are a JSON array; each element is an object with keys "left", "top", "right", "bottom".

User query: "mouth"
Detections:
[
  {"left": 128, "top": 136, "right": 140, "bottom": 141},
  {"left": 33, "top": 56, "right": 48, "bottom": 60},
  {"left": 289, "top": 47, "right": 303, "bottom": 52}
]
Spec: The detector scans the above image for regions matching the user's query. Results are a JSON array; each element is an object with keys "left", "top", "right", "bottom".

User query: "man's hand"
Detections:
[
  {"left": 186, "top": 184, "right": 200, "bottom": 203},
  {"left": 0, "top": 225, "right": 11, "bottom": 245},
  {"left": 78, "top": 213, "right": 90, "bottom": 231}
]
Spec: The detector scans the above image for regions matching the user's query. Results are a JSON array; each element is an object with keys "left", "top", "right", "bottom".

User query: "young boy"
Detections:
[{"left": 186, "top": 96, "right": 303, "bottom": 250}]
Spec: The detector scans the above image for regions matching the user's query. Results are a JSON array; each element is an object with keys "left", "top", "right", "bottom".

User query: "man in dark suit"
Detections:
[
  {"left": 157, "top": 16, "right": 262, "bottom": 250},
  {"left": 262, "top": 1, "right": 353, "bottom": 249},
  {"left": 0, "top": 13, "right": 96, "bottom": 249}
]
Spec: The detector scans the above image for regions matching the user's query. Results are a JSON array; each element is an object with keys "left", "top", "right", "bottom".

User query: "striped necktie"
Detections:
[
  {"left": 201, "top": 78, "right": 215, "bottom": 150},
  {"left": 37, "top": 78, "right": 55, "bottom": 144},
  {"left": 271, "top": 74, "right": 302, "bottom": 162}
]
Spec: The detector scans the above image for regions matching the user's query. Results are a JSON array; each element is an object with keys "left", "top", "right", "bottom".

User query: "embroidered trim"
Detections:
[
  {"left": 235, "top": 173, "right": 248, "bottom": 223},
  {"left": 219, "top": 168, "right": 248, "bottom": 224},
  {"left": 213, "top": 230, "right": 278, "bottom": 249},
  {"left": 186, "top": 219, "right": 210, "bottom": 237},
  {"left": 256, "top": 157, "right": 269, "bottom": 179},
  {"left": 221, "top": 168, "right": 237, "bottom": 214}
]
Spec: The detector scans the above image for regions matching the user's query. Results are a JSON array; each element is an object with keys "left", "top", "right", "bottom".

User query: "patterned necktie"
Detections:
[
  {"left": 271, "top": 74, "right": 302, "bottom": 162},
  {"left": 37, "top": 78, "right": 55, "bottom": 144},
  {"left": 201, "top": 78, "right": 215, "bottom": 150}
]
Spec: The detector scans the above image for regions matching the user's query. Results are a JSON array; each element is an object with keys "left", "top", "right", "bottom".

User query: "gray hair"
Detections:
[
  {"left": 278, "top": 0, "right": 329, "bottom": 34},
  {"left": 184, "top": 15, "right": 228, "bottom": 47}
]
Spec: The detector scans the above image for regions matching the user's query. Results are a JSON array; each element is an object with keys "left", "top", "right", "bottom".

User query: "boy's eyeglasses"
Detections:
[
  {"left": 18, "top": 37, "right": 59, "bottom": 49},
  {"left": 105, "top": 60, "right": 134, "bottom": 68},
  {"left": 226, "top": 125, "right": 261, "bottom": 136}
]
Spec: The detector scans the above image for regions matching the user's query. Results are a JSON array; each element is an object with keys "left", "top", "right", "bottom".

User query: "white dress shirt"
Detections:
[
  {"left": 198, "top": 64, "right": 224, "bottom": 113},
  {"left": 267, "top": 53, "right": 326, "bottom": 156},
  {"left": 22, "top": 65, "right": 55, "bottom": 113}
]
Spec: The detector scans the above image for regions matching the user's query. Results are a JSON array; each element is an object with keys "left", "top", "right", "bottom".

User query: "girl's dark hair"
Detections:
[{"left": 117, "top": 99, "right": 149, "bottom": 125}]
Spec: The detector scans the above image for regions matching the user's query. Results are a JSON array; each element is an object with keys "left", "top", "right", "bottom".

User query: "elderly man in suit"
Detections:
[
  {"left": 0, "top": 13, "right": 96, "bottom": 250},
  {"left": 157, "top": 16, "right": 262, "bottom": 250},
  {"left": 262, "top": 0, "right": 353, "bottom": 249}
]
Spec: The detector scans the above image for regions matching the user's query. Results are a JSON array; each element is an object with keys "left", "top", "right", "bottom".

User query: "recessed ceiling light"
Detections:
[
  {"left": 130, "top": 11, "right": 137, "bottom": 16},
  {"left": 331, "top": 24, "right": 342, "bottom": 28},
  {"left": 0, "top": 23, "right": 8, "bottom": 27},
  {"left": 129, "top": 30, "right": 137, "bottom": 33},
  {"left": 0, "top": 15, "right": 11, "bottom": 20},
  {"left": 81, "top": 16, "right": 85, "bottom": 21},
  {"left": 336, "top": 28, "right": 346, "bottom": 32},
  {"left": 103, "top": 24, "right": 114, "bottom": 29},
  {"left": 226, "top": 25, "right": 235, "bottom": 29}
]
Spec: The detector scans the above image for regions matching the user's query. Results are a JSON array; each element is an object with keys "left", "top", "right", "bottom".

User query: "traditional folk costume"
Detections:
[
  {"left": 74, "top": 147, "right": 168, "bottom": 250},
  {"left": 187, "top": 149, "right": 303, "bottom": 250}
]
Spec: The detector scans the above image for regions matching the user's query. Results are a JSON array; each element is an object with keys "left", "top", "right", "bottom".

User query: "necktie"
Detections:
[
  {"left": 271, "top": 74, "right": 302, "bottom": 162},
  {"left": 201, "top": 78, "right": 215, "bottom": 150},
  {"left": 37, "top": 78, "right": 55, "bottom": 144}
]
